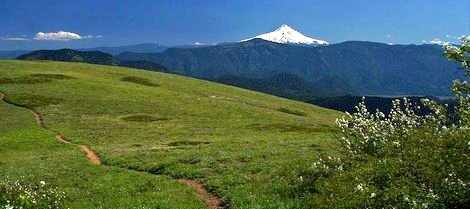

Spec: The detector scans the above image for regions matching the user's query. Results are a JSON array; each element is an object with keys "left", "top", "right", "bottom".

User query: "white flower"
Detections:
[{"left": 356, "top": 184, "right": 364, "bottom": 192}]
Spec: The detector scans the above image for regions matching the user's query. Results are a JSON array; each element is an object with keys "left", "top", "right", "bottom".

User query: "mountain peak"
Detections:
[
  {"left": 276, "top": 24, "right": 294, "bottom": 31},
  {"left": 241, "top": 24, "right": 328, "bottom": 46}
]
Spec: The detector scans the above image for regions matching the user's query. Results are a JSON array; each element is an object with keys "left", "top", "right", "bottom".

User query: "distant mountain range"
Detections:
[
  {"left": 117, "top": 39, "right": 461, "bottom": 96},
  {"left": 118, "top": 60, "right": 170, "bottom": 72},
  {"left": 77, "top": 43, "right": 169, "bottom": 55},
  {"left": 212, "top": 73, "right": 331, "bottom": 100}
]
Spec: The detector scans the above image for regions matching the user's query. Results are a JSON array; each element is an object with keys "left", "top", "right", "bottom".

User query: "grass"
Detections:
[
  {"left": 277, "top": 107, "right": 307, "bottom": 117},
  {"left": 0, "top": 60, "right": 342, "bottom": 208},
  {"left": 247, "top": 123, "right": 340, "bottom": 133},
  {"left": 0, "top": 89, "right": 206, "bottom": 208}
]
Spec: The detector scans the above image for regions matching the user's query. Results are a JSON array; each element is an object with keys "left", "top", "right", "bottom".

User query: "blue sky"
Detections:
[{"left": 0, "top": 0, "right": 469, "bottom": 50}]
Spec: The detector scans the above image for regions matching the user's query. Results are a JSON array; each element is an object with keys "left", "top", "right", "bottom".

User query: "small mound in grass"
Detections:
[
  {"left": 277, "top": 107, "right": 307, "bottom": 116},
  {"left": 30, "top": 74, "right": 75, "bottom": 80},
  {"left": 121, "top": 115, "right": 167, "bottom": 122},
  {"left": 167, "top": 140, "right": 211, "bottom": 146},
  {"left": 7, "top": 94, "right": 63, "bottom": 108},
  {"left": 120, "top": 76, "right": 160, "bottom": 87},
  {"left": 0, "top": 74, "right": 75, "bottom": 84}
]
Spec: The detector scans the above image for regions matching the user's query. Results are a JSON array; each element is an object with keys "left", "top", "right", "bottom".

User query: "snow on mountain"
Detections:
[{"left": 241, "top": 24, "right": 328, "bottom": 46}]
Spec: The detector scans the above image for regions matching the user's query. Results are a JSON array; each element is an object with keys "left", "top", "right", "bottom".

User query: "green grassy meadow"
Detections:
[{"left": 0, "top": 60, "right": 341, "bottom": 208}]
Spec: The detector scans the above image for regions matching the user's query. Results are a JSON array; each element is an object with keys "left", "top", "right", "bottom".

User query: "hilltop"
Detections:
[
  {"left": 17, "top": 48, "right": 119, "bottom": 66},
  {"left": 0, "top": 60, "right": 340, "bottom": 208},
  {"left": 16, "top": 49, "right": 170, "bottom": 73}
]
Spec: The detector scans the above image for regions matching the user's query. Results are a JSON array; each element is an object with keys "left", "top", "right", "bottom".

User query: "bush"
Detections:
[
  {"left": 0, "top": 178, "right": 66, "bottom": 209},
  {"left": 296, "top": 36, "right": 470, "bottom": 208}
]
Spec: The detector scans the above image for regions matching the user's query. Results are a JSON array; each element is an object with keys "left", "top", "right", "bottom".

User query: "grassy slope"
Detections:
[
  {"left": 0, "top": 60, "right": 341, "bottom": 208},
  {"left": 0, "top": 85, "right": 206, "bottom": 208}
]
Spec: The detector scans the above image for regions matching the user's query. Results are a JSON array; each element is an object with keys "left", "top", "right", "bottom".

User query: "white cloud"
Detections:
[
  {"left": 34, "top": 31, "right": 82, "bottom": 41},
  {"left": 422, "top": 38, "right": 449, "bottom": 45},
  {"left": 194, "top": 42, "right": 204, "bottom": 45},
  {"left": 1, "top": 37, "right": 30, "bottom": 41},
  {"left": 33, "top": 31, "right": 103, "bottom": 41},
  {"left": 83, "top": 34, "right": 103, "bottom": 39},
  {"left": 385, "top": 34, "right": 392, "bottom": 39}
]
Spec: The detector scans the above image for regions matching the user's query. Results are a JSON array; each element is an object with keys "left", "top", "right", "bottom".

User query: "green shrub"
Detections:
[{"left": 248, "top": 123, "right": 337, "bottom": 133}]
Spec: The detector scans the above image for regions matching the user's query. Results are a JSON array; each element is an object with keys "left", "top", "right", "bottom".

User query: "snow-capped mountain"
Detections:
[{"left": 241, "top": 24, "right": 328, "bottom": 46}]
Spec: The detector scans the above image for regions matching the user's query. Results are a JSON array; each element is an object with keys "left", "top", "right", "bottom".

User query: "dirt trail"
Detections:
[
  {"left": 31, "top": 110, "right": 45, "bottom": 128},
  {"left": 31, "top": 107, "right": 101, "bottom": 165},
  {"left": 78, "top": 144, "right": 101, "bottom": 165},
  {"left": 55, "top": 133, "right": 100, "bottom": 165},
  {"left": 0, "top": 91, "right": 101, "bottom": 166},
  {"left": 179, "top": 179, "right": 224, "bottom": 209},
  {"left": 55, "top": 134, "right": 71, "bottom": 144},
  {"left": 0, "top": 91, "right": 223, "bottom": 208}
]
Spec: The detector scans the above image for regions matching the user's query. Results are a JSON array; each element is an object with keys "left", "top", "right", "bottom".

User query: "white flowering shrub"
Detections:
[
  {"left": 336, "top": 97, "right": 450, "bottom": 158},
  {"left": 445, "top": 36, "right": 470, "bottom": 127},
  {"left": 0, "top": 178, "right": 66, "bottom": 209},
  {"left": 294, "top": 37, "right": 470, "bottom": 208}
]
